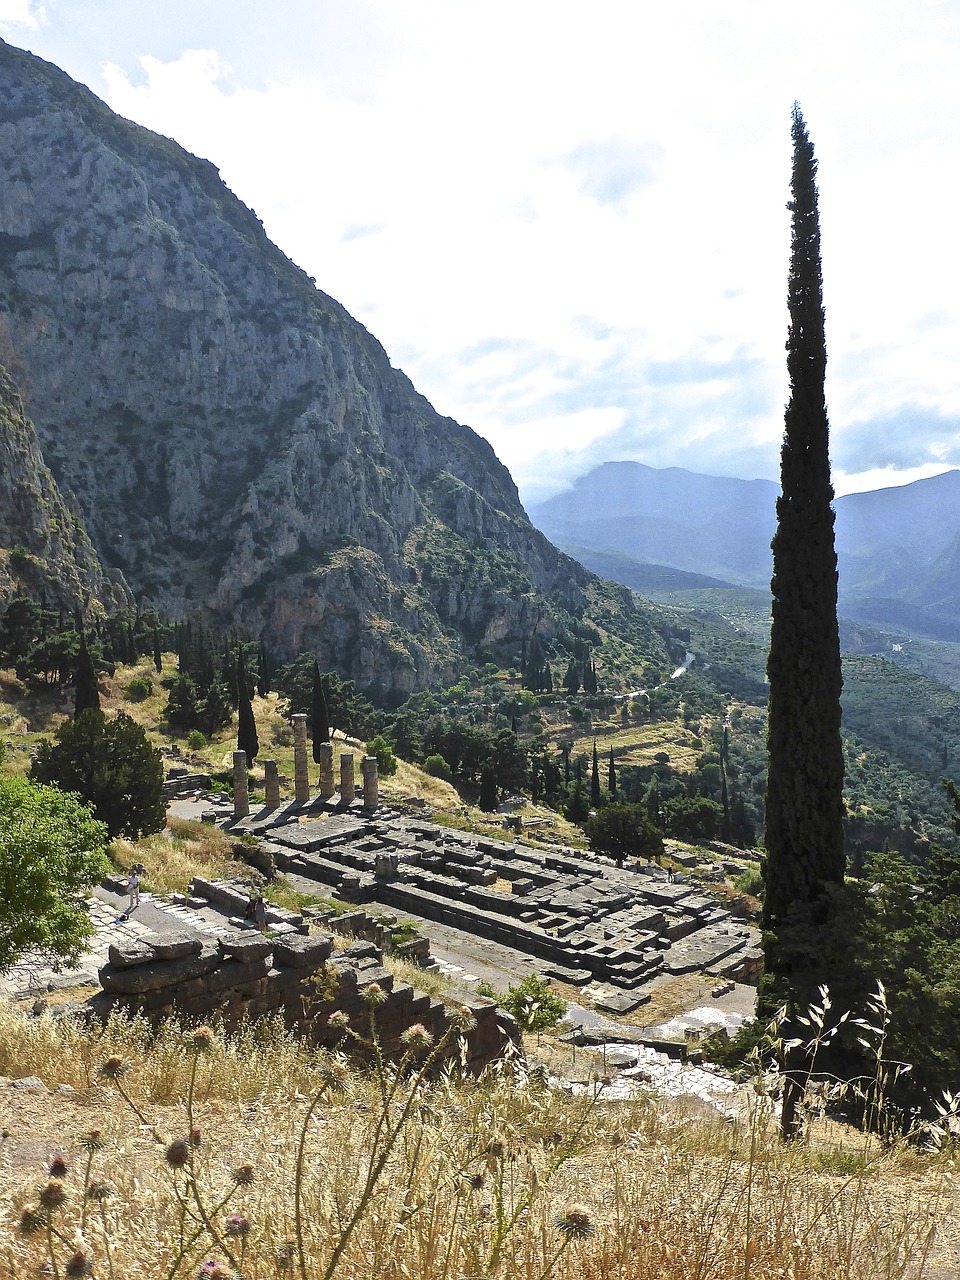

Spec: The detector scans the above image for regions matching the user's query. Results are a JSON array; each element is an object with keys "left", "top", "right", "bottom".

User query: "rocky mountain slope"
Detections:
[
  {"left": 0, "top": 39, "right": 671, "bottom": 692},
  {"left": 0, "top": 362, "right": 118, "bottom": 610}
]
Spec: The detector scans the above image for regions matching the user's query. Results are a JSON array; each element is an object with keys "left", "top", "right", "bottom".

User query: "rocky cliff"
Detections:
[
  {"left": 0, "top": 39, "right": 670, "bottom": 691},
  {"left": 0, "top": 362, "right": 119, "bottom": 610}
]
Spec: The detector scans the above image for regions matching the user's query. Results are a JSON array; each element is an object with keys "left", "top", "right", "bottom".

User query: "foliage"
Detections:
[
  {"left": 312, "top": 659, "right": 330, "bottom": 761},
  {"left": 583, "top": 802, "right": 664, "bottom": 864},
  {"left": 365, "top": 734, "right": 397, "bottom": 777},
  {"left": 30, "top": 708, "right": 166, "bottom": 838},
  {"left": 423, "top": 753, "right": 453, "bottom": 781},
  {"left": 236, "top": 649, "right": 259, "bottom": 763},
  {"left": 125, "top": 674, "right": 152, "bottom": 702},
  {"left": 275, "top": 654, "right": 379, "bottom": 739},
  {"left": 492, "top": 973, "right": 568, "bottom": 1032},
  {"left": 0, "top": 772, "right": 109, "bottom": 970},
  {"left": 661, "top": 794, "right": 724, "bottom": 841}
]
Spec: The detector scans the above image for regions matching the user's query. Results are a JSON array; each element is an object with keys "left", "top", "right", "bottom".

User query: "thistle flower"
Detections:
[
  {"left": 18, "top": 1204, "right": 46, "bottom": 1235},
  {"left": 78, "top": 1130, "right": 108, "bottom": 1154},
  {"left": 65, "top": 1246, "right": 95, "bottom": 1278},
  {"left": 224, "top": 1212, "right": 251, "bottom": 1238},
  {"left": 232, "top": 1163, "right": 255, "bottom": 1187},
  {"left": 361, "top": 982, "right": 387, "bottom": 1007},
  {"left": 400, "top": 1023, "right": 434, "bottom": 1051},
  {"left": 85, "top": 1177, "right": 113, "bottom": 1202},
  {"left": 467, "top": 1173, "right": 485, "bottom": 1190},
  {"left": 38, "top": 1179, "right": 67, "bottom": 1211},
  {"left": 190, "top": 1125, "right": 202, "bottom": 1147},
  {"left": 188, "top": 1025, "right": 215, "bottom": 1055},
  {"left": 327, "top": 1010, "right": 351, "bottom": 1032},
  {"left": 164, "top": 1138, "right": 191, "bottom": 1169},
  {"left": 96, "top": 1055, "right": 129, "bottom": 1081},
  {"left": 197, "top": 1261, "right": 234, "bottom": 1279},
  {"left": 274, "top": 1242, "right": 295, "bottom": 1271},
  {"left": 444, "top": 1003, "right": 477, "bottom": 1032},
  {"left": 48, "top": 1154, "right": 69, "bottom": 1178},
  {"left": 555, "top": 1203, "right": 595, "bottom": 1239}
]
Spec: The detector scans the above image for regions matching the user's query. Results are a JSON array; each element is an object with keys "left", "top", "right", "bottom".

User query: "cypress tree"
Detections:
[
  {"left": 311, "top": 660, "right": 329, "bottom": 763},
  {"left": 607, "top": 747, "right": 616, "bottom": 797},
  {"left": 257, "top": 641, "right": 271, "bottom": 698},
  {"left": 762, "top": 105, "right": 845, "bottom": 1137},
  {"left": 74, "top": 627, "right": 100, "bottom": 718},
  {"left": 590, "top": 741, "right": 601, "bottom": 808},
  {"left": 236, "top": 650, "right": 259, "bottom": 764},
  {"left": 152, "top": 626, "right": 162, "bottom": 675}
]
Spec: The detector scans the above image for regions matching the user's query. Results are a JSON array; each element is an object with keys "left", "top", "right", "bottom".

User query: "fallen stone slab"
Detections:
[
  {"left": 150, "top": 933, "right": 204, "bottom": 962},
  {"left": 99, "top": 947, "right": 220, "bottom": 994},
  {"left": 271, "top": 934, "right": 334, "bottom": 969},
  {"left": 218, "top": 935, "right": 273, "bottom": 963},
  {"left": 107, "top": 940, "right": 155, "bottom": 970},
  {"left": 594, "top": 990, "right": 651, "bottom": 1015}
]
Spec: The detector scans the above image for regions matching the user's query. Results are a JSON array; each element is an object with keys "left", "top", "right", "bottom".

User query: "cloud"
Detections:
[
  {"left": 554, "top": 138, "right": 664, "bottom": 212},
  {"left": 340, "top": 222, "right": 384, "bottom": 242},
  {"left": 832, "top": 406, "right": 960, "bottom": 474},
  {"left": 0, "top": 0, "right": 42, "bottom": 29}
]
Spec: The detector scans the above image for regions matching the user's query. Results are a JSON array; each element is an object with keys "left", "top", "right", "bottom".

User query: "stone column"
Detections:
[
  {"left": 361, "top": 755, "right": 379, "bottom": 811},
  {"left": 263, "top": 758, "right": 280, "bottom": 808},
  {"left": 317, "top": 741, "right": 335, "bottom": 800},
  {"left": 292, "top": 713, "right": 310, "bottom": 805},
  {"left": 339, "top": 752, "right": 356, "bottom": 804},
  {"left": 232, "top": 750, "right": 249, "bottom": 819}
]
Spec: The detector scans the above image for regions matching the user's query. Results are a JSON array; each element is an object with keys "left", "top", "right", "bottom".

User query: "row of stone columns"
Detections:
[{"left": 232, "top": 713, "right": 379, "bottom": 818}]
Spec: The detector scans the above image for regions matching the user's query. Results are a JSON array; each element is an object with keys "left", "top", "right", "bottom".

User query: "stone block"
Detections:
[
  {"left": 218, "top": 935, "right": 273, "bottom": 963},
  {"left": 107, "top": 941, "right": 155, "bottom": 969},
  {"left": 151, "top": 933, "right": 204, "bottom": 962},
  {"left": 99, "top": 947, "right": 220, "bottom": 994},
  {"left": 271, "top": 934, "right": 334, "bottom": 969}
]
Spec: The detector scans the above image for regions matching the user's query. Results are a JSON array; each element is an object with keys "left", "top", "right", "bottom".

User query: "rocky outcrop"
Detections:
[
  {"left": 0, "top": 39, "right": 669, "bottom": 688},
  {"left": 0, "top": 363, "right": 121, "bottom": 610}
]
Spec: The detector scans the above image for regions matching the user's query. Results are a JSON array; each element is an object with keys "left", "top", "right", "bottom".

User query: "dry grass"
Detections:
[
  {"left": 110, "top": 817, "right": 237, "bottom": 897},
  {"left": 0, "top": 1002, "right": 956, "bottom": 1280}
]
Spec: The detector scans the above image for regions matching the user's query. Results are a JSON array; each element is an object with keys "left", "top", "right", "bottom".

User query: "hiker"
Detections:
[{"left": 127, "top": 867, "right": 140, "bottom": 911}]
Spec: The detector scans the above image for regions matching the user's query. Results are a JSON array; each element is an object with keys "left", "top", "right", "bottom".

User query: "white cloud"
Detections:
[{"left": 0, "top": 0, "right": 43, "bottom": 29}]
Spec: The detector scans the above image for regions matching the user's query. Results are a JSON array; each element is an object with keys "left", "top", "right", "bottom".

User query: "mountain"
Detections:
[
  {"left": 529, "top": 462, "right": 960, "bottom": 639},
  {"left": 0, "top": 363, "right": 119, "bottom": 610},
  {"left": 0, "top": 40, "right": 673, "bottom": 693}
]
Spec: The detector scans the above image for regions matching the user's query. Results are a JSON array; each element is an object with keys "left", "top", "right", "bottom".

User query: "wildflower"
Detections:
[
  {"left": 319, "top": 1053, "right": 351, "bottom": 1090},
  {"left": 64, "top": 1246, "right": 95, "bottom": 1277},
  {"left": 274, "top": 1242, "right": 295, "bottom": 1271},
  {"left": 85, "top": 1177, "right": 113, "bottom": 1202},
  {"left": 224, "top": 1212, "right": 251, "bottom": 1238},
  {"left": 38, "top": 1179, "right": 67, "bottom": 1211},
  {"left": 231, "top": 1163, "right": 255, "bottom": 1187},
  {"left": 361, "top": 982, "right": 387, "bottom": 1007},
  {"left": 327, "top": 1010, "right": 351, "bottom": 1032},
  {"left": 400, "top": 1023, "right": 434, "bottom": 1051},
  {"left": 444, "top": 1003, "right": 477, "bottom": 1032},
  {"left": 18, "top": 1204, "right": 46, "bottom": 1235},
  {"left": 78, "top": 1129, "right": 108, "bottom": 1153},
  {"left": 188, "top": 1025, "right": 215, "bottom": 1055},
  {"left": 190, "top": 1125, "right": 202, "bottom": 1147},
  {"left": 96, "top": 1055, "right": 129, "bottom": 1081},
  {"left": 197, "top": 1261, "right": 234, "bottom": 1279},
  {"left": 48, "top": 1154, "right": 69, "bottom": 1178},
  {"left": 164, "top": 1138, "right": 191, "bottom": 1169},
  {"left": 555, "top": 1202, "right": 595, "bottom": 1239},
  {"left": 467, "top": 1173, "right": 485, "bottom": 1190}
]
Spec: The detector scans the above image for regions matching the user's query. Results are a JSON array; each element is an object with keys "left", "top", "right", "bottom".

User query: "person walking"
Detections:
[
  {"left": 127, "top": 867, "right": 140, "bottom": 912},
  {"left": 254, "top": 894, "right": 267, "bottom": 934}
]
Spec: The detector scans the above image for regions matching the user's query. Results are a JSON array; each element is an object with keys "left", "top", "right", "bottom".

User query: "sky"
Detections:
[{"left": 2, "top": 0, "right": 959, "bottom": 505}]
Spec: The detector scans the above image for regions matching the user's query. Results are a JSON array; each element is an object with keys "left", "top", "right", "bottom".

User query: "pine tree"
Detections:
[
  {"left": 236, "top": 650, "right": 259, "bottom": 764},
  {"left": 73, "top": 627, "right": 100, "bottom": 717},
  {"left": 762, "top": 105, "right": 845, "bottom": 1138}
]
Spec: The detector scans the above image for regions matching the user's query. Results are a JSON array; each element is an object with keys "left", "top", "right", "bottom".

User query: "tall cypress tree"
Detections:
[
  {"left": 607, "top": 747, "right": 616, "bottom": 797},
  {"left": 74, "top": 627, "right": 101, "bottom": 718},
  {"left": 236, "top": 649, "right": 259, "bottom": 764},
  {"left": 590, "top": 741, "right": 601, "bottom": 808},
  {"left": 311, "top": 660, "right": 329, "bottom": 763},
  {"left": 762, "top": 105, "right": 845, "bottom": 1136}
]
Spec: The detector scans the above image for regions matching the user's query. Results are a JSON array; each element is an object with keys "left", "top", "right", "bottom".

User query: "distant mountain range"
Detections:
[{"left": 529, "top": 462, "right": 960, "bottom": 641}]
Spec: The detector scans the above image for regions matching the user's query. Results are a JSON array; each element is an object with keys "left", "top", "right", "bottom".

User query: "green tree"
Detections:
[
  {"left": 73, "top": 626, "right": 100, "bottom": 717},
  {"left": 366, "top": 734, "right": 398, "bottom": 777},
  {"left": 583, "top": 802, "right": 664, "bottom": 865},
  {"left": 762, "top": 105, "right": 845, "bottom": 1138},
  {"left": 0, "top": 774, "right": 110, "bottom": 971},
  {"left": 236, "top": 650, "right": 259, "bottom": 764},
  {"left": 590, "top": 741, "right": 601, "bottom": 808},
  {"left": 312, "top": 660, "right": 329, "bottom": 763},
  {"left": 30, "top": 709, "right": 165, "bottom": 839}
]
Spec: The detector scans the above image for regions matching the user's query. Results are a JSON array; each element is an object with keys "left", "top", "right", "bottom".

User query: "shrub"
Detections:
[
  {"left": 499, "top": 974, "right": 567, "bottom": 1033},
  {"left": 424, "top": 753, "right": 453, "bottom": 782},
  {"left": 366, "top": 734, "right": 398, "bottom": 777},
  {"left": 125, "top": 675, "right": 152, "bottom": 702},
  {"left": 186, "top": 729, "right": 207, "bottom": 750}
]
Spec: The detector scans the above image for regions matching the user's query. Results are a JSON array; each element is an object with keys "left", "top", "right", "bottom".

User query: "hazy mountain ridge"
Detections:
[
  {"left": 530, "top": 461, "right": 960, "bottom": 639},
  {"left": 0, "top": 40, "right": 673, "bottom": 691}
]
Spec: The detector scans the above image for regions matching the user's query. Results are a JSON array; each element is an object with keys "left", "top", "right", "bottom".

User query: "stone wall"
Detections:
[{"left": 95, "top": 930, "right": 515, "bottom": 1071}]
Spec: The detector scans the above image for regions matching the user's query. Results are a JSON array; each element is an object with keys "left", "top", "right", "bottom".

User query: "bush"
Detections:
[
  {"left": 366, "top": 734, "right": 398, "bottom": 777},
  {"left": 499, "top": 975, "right": 567, "bottom": 1033},
  {"left": 125, "top": 675, "right": 153, "bottom": 702},
  {"left": 734, "top": 867, "right": 764, "bottom": 897},
  {"left": 186, "top": 729, "right": 207, "bottom": 750},
  {"left": 424, "top": 754, "right": 453, "bottom": 782},
  {"left": 583, "top": 802, "right": 664, "bottom": 865}
]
